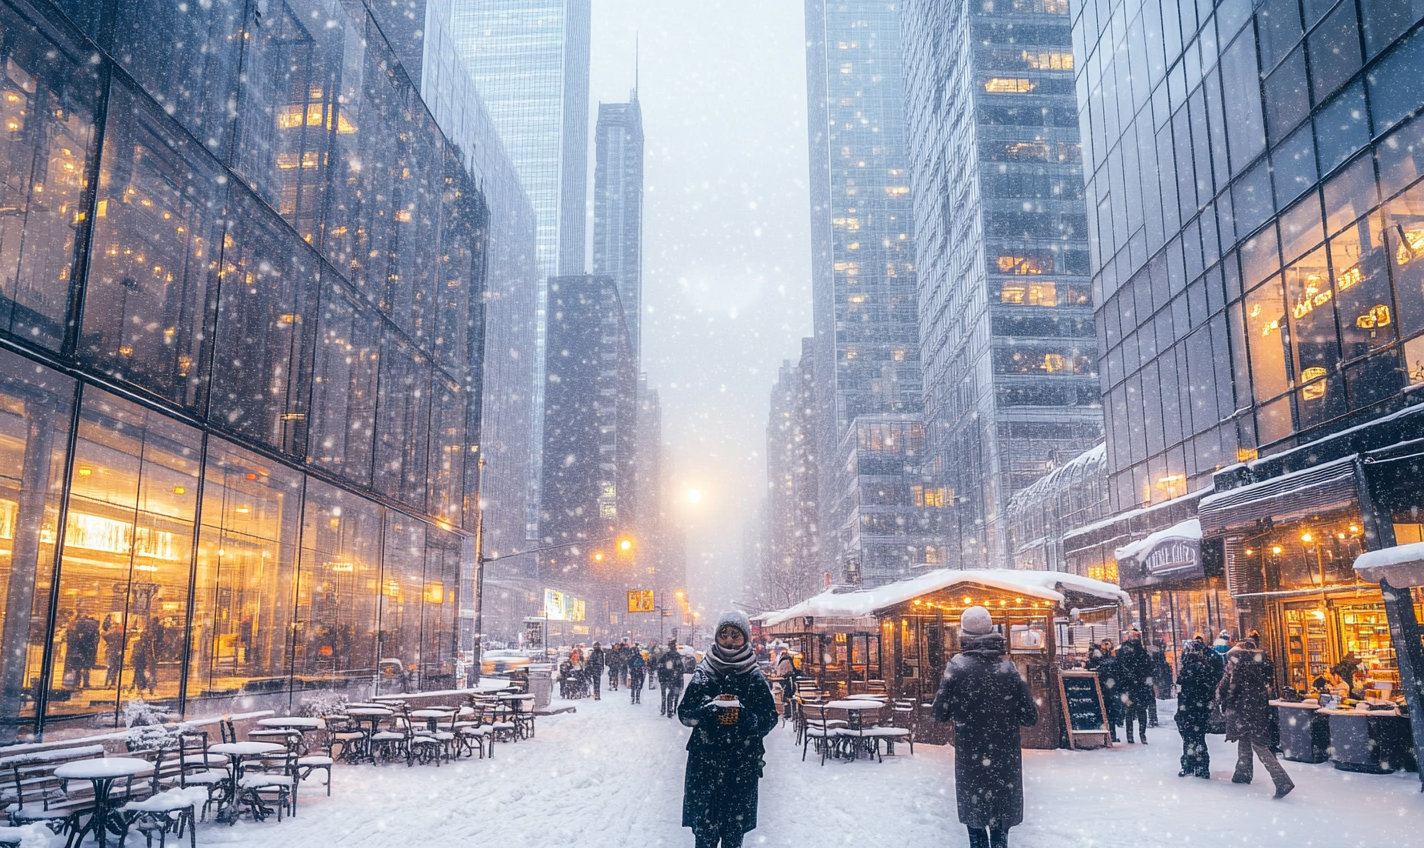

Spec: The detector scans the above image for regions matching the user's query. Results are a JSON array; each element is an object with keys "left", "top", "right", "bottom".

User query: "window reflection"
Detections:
[
  {"left": 374, "top": 335, "right": 431, "bottom": 507},
  {"left": 0, "top": 350, "right": 73, "bottom": 736},
  {"left": 1330, "top": 214, "right": 1395, "bottom": 358},
  {"left": 209, "top": 188, "right": 319, "bottom": 455},
  {"left": 1284, "top": 248, "right": 1346, "bottom": 424},
  {"left": 187, "top": 439, "right": 301, "bottom": 703},
  {"left": 1245, "top": 275, "right": 1291, "bottom": 403},
  {"left": 1382, "top": 183, "right": 1424, "bottom": 337},
  {"left": 308, "top": 277, "right": 379, "bottom": 484},
  {"left": 52, "top": 389, "right": 200, "bottom": 719},
  {"left": 0, "top": 5, "right": 100, "bottom": 351},
  {"left": 82, "top": 83, "right": 224, "bottom": 409}
]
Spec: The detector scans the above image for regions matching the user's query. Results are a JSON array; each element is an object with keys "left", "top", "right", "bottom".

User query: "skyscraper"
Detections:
[
  {"left": 449, "top": 0, "right": 593, "bottom": 539},
  {"left": 902, "top": 0, "right": 1102, "bottom": 569},
  {"left": 804, "top": 0, "right": 940, "bottom": 584},
  {"left": 593, "top": 95, "right": 646, "bottom": 356},
  {"left": 449, "top": 0, "right": 590, "bottom": 281}
]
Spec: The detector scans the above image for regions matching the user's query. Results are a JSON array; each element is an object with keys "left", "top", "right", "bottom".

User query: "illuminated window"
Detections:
[
  {"left": 892, "top": 348, "right": 905, "bottom": 361},
  {"left": 985, "top": 78, "right": 1036, "bottom": 93},
  {"left": 1023, "top": 50, "right": 1074, "bottom": 70},
  {"left": 997, "top": 253, "right": 1053, "bottom": 274},
  {"left": 1000, "top": 282, "right": 1056, "bottom": 304},
  {"left": 840, "top": 63, "right": 853, "bottom": 74},
  {"left": 1043, "top": 353, "right": 1065, "bottom": 372}
]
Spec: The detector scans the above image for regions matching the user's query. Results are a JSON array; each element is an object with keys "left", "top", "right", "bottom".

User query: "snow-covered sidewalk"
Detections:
[{"left": 176, "top": 693, "right": 1423, "bottom": 848}]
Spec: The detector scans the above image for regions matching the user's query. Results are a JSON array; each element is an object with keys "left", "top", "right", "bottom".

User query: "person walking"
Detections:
[
  {"left": 932, "top": 607, "right": 1037, "bottom": 848},
  {"left": 1093, "top": 642, "right": 1124, "bottom": 743},
  {"left": 129, "top": 619, "right": 159, "bottom": 695},
  {"left": 102, "top": 617, "right": 125, "bottom": 689},
  {"left": 587, "top": 642, "right": 606, "bottom": 700},
  {"left": 1174, "top": 640, "right": 1221, "bottom": 778},
  {"left": 608, "top": 641, "right": 626, "bottom": 692},
  {"left": 660, "top": 637, "right": 684, "bottom": 718},
  {"left": 1216, "top": 637, "right": 1293, "bottom": 798},
  {"left": 648, "top": 640, "right": 663, "bottom": 692},
  {"left": 678, "top": 611, "right": 778, "bottom": 848},
  {"left": 628, "top": 645, "right": 647, "bottom": 704},
  {"left": 1115, "top": 629, "right": 1153, "bottom": 744},
  {"left": 70, "top": 611, "right": 100, "bottom": 689},
  {"left": 774, "top": 650, "right": 797, "bottom": 720}
]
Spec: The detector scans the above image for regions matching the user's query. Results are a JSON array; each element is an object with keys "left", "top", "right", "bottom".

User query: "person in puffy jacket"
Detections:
[
  {"left": 932, "top": 606, "right": 1038, "bottom": 848},
  {"left": 678, "top": 611, "right": 778, "bottom": 848},
  {"left": 1115, "top": 631, "right": 1153, "bottom": 743},
  {"left": 1216, "top": 638, "right": 1293, "bottom": 798},
  {"left": 1174, "top": 640, "right": 1222, "bottom": 778},
  {"left": 586, "top": 643, "right": 606, "bottom": 700},
  {"left": 628, "top": 646, "right": 647, "bottom": 704}
]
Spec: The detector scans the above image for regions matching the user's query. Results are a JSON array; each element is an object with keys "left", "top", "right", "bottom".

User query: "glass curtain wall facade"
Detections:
[
  {"left": 804, "top": 0, "right": 932, "bottom": 582},
  {"left": 0, "top": 0, "right": 483, "bottom": 740},
  {"left": 902, "top": 0, "right": 1102, "bottom": 570},
  {"left": 1074, "top": 0, "right": 1424, "bottom": 512},
  {"left": 593, "top": 96, "right": 645, "bottom": 358}
]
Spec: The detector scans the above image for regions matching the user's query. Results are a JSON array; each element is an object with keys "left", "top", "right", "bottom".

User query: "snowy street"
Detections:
[{"left": 193, "top": 690, "right": 1424, "bottom": 848}]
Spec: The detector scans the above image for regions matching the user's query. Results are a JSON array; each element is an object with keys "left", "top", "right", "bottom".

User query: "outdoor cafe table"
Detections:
[
  {"left": 344, "top": 708, "right": 394, "bottom": 762},
  {"left": 53, "top": 757, "right": 153, "bottom": 848},
  {"left": 209, "top": 742, "right": 284, "bottom": 824},
  {"left": 825, "top": 700, "right": 884, "bottom": 761},
  {"left": 409, "top": 708, "right": 454, "bottom": 732}
]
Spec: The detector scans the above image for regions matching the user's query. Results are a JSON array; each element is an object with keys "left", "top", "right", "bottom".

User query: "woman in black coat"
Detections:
[
  {"left": 1174, "top": 640, "right": 1222, "bottom": 778},
  {"left": 932, "top": 606, "right": 1038, "bottom": 848},
  {"left": 678, "top": 611, "right": 778, "bottom": 848}
]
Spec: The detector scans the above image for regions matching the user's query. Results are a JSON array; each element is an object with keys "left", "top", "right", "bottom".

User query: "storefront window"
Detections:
[
  {"left": 295, "top": 478, "right": 381, "bottom": 685},
  {"left": 378, "top": 514, "right": 425, "bottom": 693},
  {"left": 52, "top": 388, "right": 201, "bottom": 720},
  {"left": 0, "top": 3, "right": 102, "bottom": 351},
  {"left": 426, "top": 378, "right": 465, "bottom": 527},
  {"left": 1284, "top": 248, "right": 1347, "bottom": 425},
  {"left": 0, "top": 351, "right": 73, "bottom": 739},
  {"left": 420, "top": 528, "right": 460, "bottom": 690},
  {"left": 186, "top": 438, "right": 301, "bottom": 708},
  {"left": 208, "top": 187, "right": 319, "bottom": 456},
  {"left": 82, "top": 82, "right": 224, "bottom": 410}
]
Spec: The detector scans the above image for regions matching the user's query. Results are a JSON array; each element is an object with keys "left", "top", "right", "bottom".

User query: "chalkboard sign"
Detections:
[{"left": 1058, "top": 670, "right": 1112, "bottom": 749}]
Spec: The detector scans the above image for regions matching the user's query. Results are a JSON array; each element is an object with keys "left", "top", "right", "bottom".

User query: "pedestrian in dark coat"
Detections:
[
  {"left": 607, "top": 643, "right": 626, "bottom": 691},
  {"left": 1174, "top": 641, "right": 1221, "bottom": 778},
  {"left": 628, "top": 647, "right": 647, "bottom": 704},
  {"left": 1216, "top": 638, "right": 1293, "bottom": 798},
  {"left": 678, "top": 611, "right": 778, "bottom": 848},
  {"left": 660, "top": 638, "right": 685, "bottom": 718},
  {"left": 70, "top": 612, "right": 100, "bottom": 689},
  {"left": 587, "top": 643, "right": 606, "bottom": 700},
  {"left": 932, "top": 606, "right": 1038, "bottom": 848},
  {"left": 1115, "top": 632, "right": 1153, "bottom": 743},
  {"left": 1095, "top": 649, "right": 1124, "bottom": 742}
]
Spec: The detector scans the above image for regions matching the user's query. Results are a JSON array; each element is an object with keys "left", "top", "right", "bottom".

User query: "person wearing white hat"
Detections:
[{"left": 932, "top": 606, "right": 1038, "bottom": 848}]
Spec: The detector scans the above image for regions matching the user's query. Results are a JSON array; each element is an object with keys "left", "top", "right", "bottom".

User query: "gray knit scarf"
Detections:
[{"left": 704, "top": 640, "right": 757, "bottom": 676}]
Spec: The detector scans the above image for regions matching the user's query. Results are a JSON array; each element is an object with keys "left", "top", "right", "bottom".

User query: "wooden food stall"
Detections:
[{"left": 761, "top": 569, "right": 1129, "bottom": 749}]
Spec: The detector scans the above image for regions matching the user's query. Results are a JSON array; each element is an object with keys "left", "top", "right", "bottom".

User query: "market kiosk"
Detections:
[{"left": 761, "top": 569, "right": 1129, "bottom": 749}]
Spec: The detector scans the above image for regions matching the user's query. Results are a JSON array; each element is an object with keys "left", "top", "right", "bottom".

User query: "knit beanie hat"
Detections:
[
  {"left": 714, "top": 609, "right": 752, "bottom": 642},
  {"left": 960, "top": 606, "right": 994, "bottom": 637}
]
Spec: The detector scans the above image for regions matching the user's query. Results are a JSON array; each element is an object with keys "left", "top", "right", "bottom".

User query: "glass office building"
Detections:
[
  {"left": 0, "top": 0, "right": 486, "bottom": 740},
  {"left": 1074, "top": 1, "right": 1424, "bottom": 689},
  {"left": 901, "top": 0, "right": 1102, "bottom": 570},
  {"left": 805, "top": 0, "right": 939, "bottom": 582}
]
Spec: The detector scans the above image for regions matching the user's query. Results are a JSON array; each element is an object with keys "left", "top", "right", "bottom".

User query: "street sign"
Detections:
[{"left": 627, "top": 589, "right": 655, "bottom": 613}]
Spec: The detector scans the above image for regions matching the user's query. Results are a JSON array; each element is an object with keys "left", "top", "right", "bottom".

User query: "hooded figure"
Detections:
[
  {"left": 1174, "top": 640, "right": 1222, "bottom": 778},
  {"left": 932, "top": 606, "right": 1038, "bottom": 848},
  {"left": 678, "top": 610, "right": 778, "bottom": 848},
  {"left": 586, "top": 643, "right": 606, "bottom": 700}
]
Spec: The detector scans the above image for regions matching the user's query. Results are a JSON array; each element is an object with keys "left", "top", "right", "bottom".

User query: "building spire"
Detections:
[{"left": 634, "top": 33, "right": 639, "bottom": 101}]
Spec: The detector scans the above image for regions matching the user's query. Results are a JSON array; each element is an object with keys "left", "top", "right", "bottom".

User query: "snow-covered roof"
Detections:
[
  {"left": 1354, "top": 542, "right": 1424, "bottom": 588},
  {"left": 761, "top": 569, "right": 1128, "bottom": 627},
  {"left": 1114, "top": 518, "right": 1202, "bottom": 563}
]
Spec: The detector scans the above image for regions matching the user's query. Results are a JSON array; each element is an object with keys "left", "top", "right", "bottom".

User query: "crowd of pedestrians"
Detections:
[{"left": 557, "top": 637, "right": 696, "bottom": 715}]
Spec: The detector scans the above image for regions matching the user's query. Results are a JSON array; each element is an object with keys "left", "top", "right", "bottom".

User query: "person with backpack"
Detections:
[
  {"left": 659, "top": 637, "right": 684, "bottom": 718},
  {"left": 628, "top": 644, "right": 647, "bottom": 704}
]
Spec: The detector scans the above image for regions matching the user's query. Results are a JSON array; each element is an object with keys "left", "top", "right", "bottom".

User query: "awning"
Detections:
[
  {"left": 1198, "top": 455, "right": 1359, "bottom": 536},
  {"left": 1354, "top": 541, "right": 1424, "bottom": 588},
  {"left": 1114, "top": 518, "right": 1203, "bottom": 590}
]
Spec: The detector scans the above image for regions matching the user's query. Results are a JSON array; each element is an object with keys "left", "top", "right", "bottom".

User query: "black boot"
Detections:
[
  {"left": 989, "top": 828, "right": 1008, "bottom": 848},
  {"left": 967, "top": 827, "right": 989, "bottom": 848}
]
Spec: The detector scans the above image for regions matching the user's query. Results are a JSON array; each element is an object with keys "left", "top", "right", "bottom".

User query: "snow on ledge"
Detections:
[
  {"left": 1354, "top": 541, "right": 1424, "bottom": 588},
  {"left": 760, "top": 569, "right": 1128, "bottom": 627}
]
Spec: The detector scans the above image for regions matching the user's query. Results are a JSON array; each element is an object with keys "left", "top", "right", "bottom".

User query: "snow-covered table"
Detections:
[
  {"left": 209, "top": 742, "right": 284, "bottom": 823},
  {"left": 53, "top": 757, "right": 153, "bottom": 848},
  {"left": 825, "top": 700, "right": 885, "bottom": 760}
]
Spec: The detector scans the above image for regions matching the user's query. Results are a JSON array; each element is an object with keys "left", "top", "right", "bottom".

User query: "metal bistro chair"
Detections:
[
  {"left": 406, "top": 709, "right": 456, "bottom": 767},
  {"left": 511, "top": 699, "right": 537, "bottom": 740},
  {"left": 454, "top": 706, "right": 493, "bottom": 760},
  {"left": 176, "top": 730, "right": 229, "bottom": 821},
  {"left": 295, "top": 721, "right": 335, "bottom": 797},
  {"left": 323, "top": 714, "right": 368, "bottom": 765},
  {"left": 119, "top": 747, "right": 202, "bottom": 848},
  {"left": 369, "top": 713, "right": 411, "bottom": 765},
  {"left": 237, "top": 749, "right": 297, "bottom": 822},
  {"left": 799, "top": 702, "right": 845, "bottom": 766}
]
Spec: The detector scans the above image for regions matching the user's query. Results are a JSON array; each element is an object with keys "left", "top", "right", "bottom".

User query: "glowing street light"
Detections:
[{"left": 687, "top": 488, "right": 702, "bottom": 505}]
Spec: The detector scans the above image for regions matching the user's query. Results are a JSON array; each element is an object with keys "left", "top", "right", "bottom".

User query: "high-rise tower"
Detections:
[{"left": 593, "top": 93, "right": 645, "bottom": 356}]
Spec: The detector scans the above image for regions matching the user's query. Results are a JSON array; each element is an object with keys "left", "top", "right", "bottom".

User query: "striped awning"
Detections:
[{"left": 1198, "top": 455, "right": 1359, "bottom": 536}]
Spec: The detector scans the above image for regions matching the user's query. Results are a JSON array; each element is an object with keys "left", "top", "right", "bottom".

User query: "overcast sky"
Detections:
[{"left": 587, "top": 1, "right": 813, "bottom": 617}]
